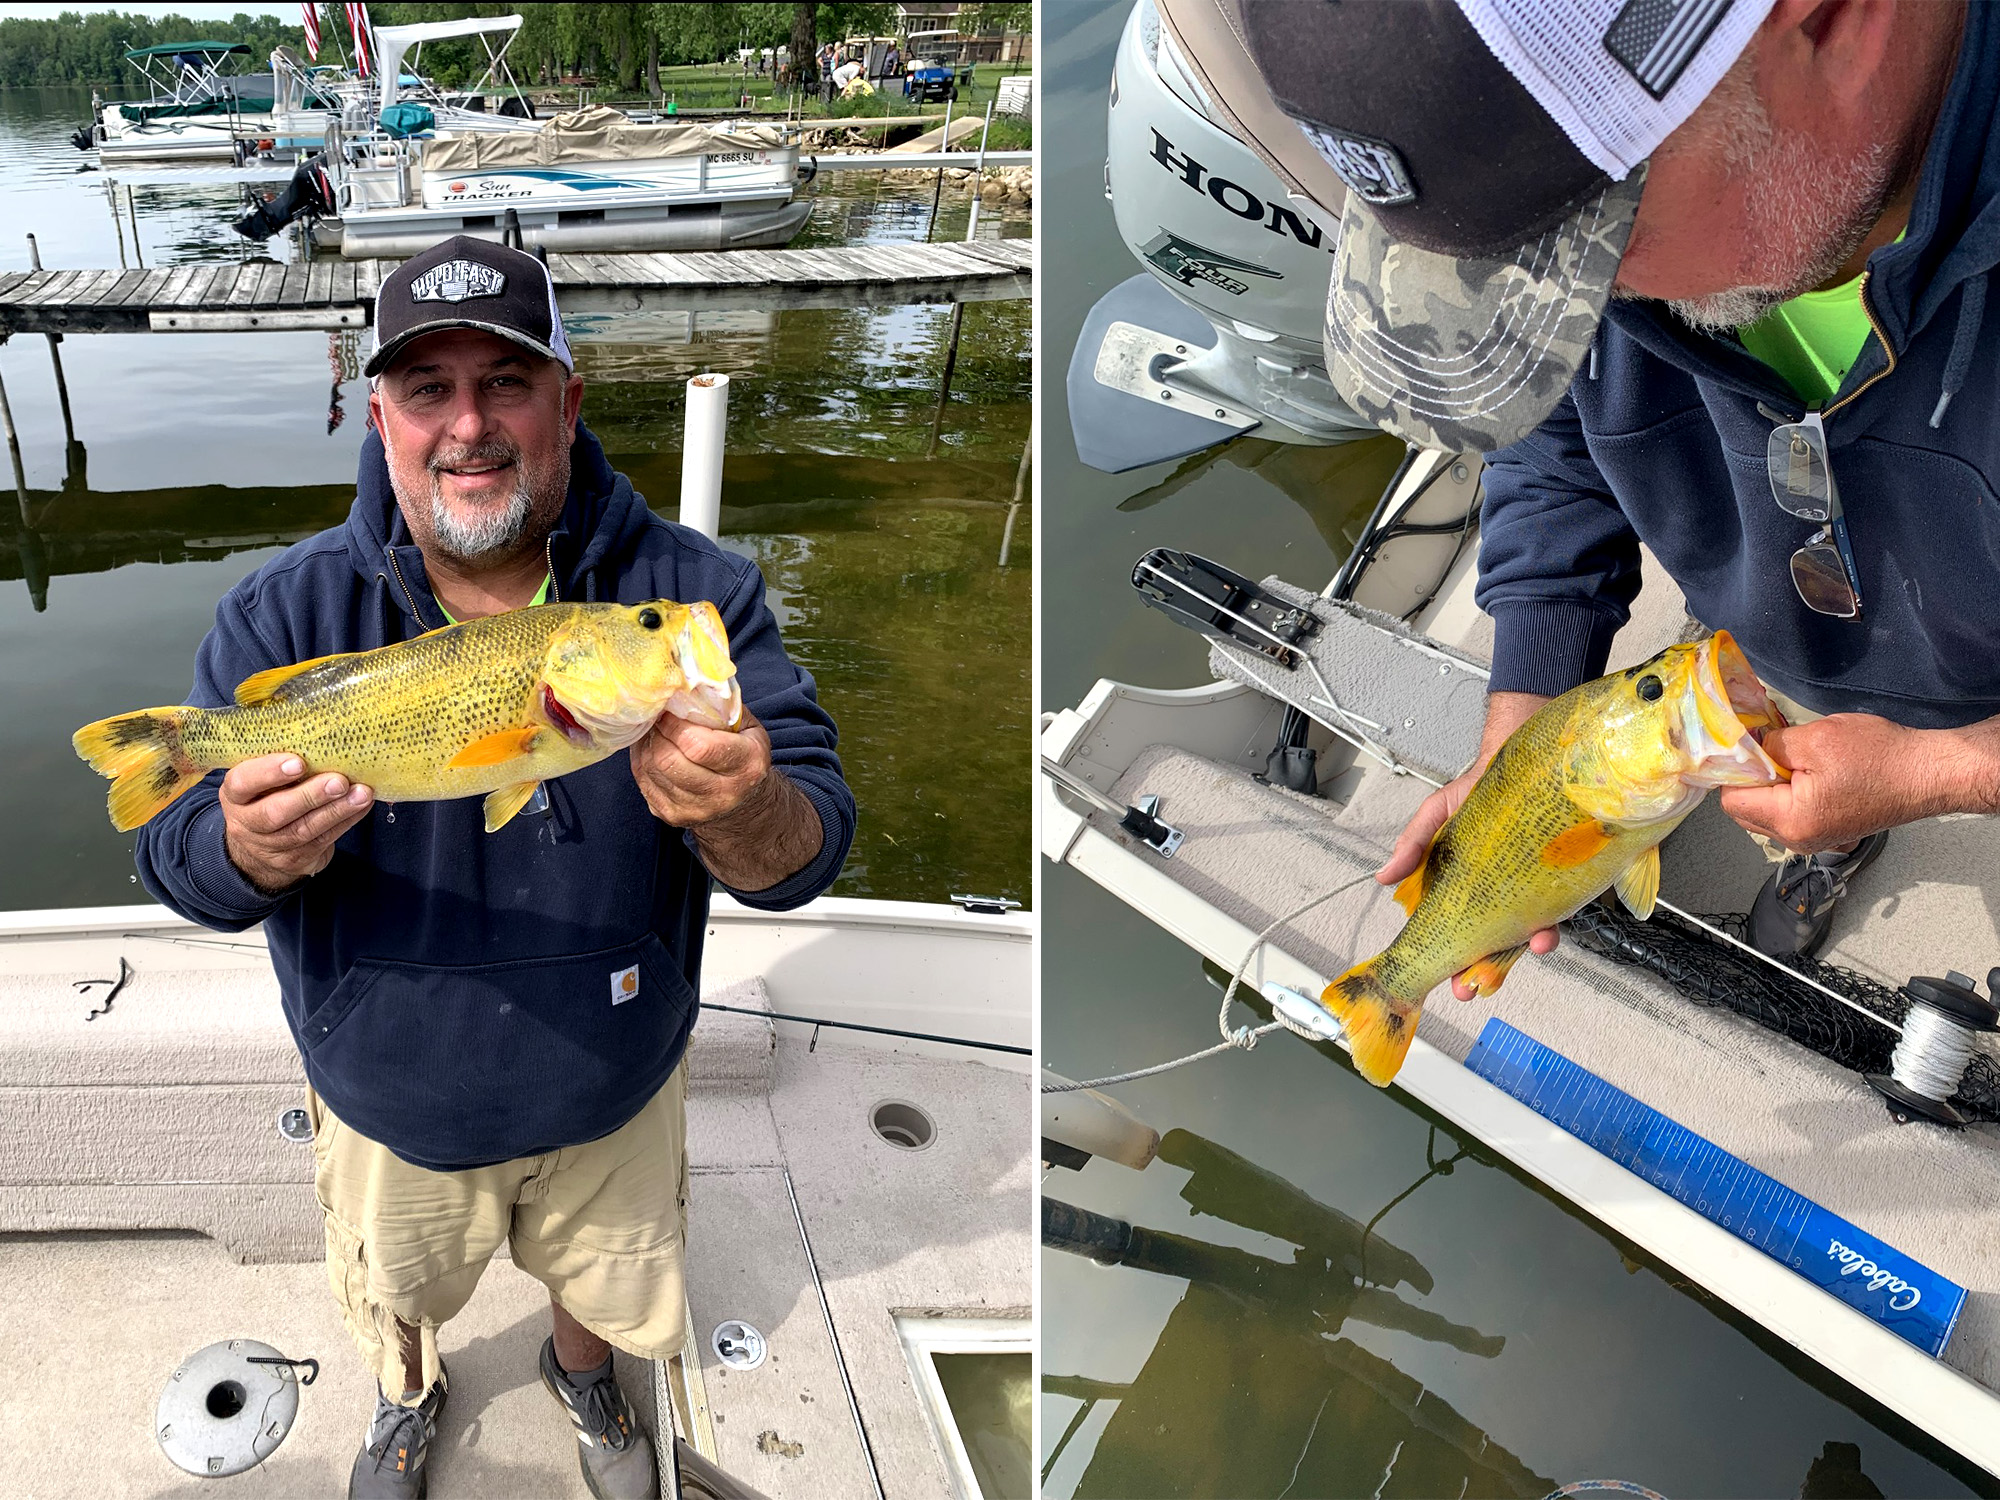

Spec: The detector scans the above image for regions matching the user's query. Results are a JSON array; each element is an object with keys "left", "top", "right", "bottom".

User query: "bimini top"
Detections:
[{"left": 125, "top": 41, "right": 251, "bottom": 60}]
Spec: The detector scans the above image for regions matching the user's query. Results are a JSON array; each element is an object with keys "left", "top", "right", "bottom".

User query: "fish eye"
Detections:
[
  {"left": 638, "top": 608, "right": 662, "bottom": 631},
  {"left": 1636, "top": 674, "right": 1664, "bottom": 701}
]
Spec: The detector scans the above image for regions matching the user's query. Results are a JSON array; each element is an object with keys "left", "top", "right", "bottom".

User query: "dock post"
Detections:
[
  {"left": 107, "top": 181, "right": 128, "bottom": 270},
  {"left": 998, "top": 423, "right": 1030, "bottom": 568},
  {"left": 923, "top": 99, "right": 953, "bottom": 242},
  {"left": 679, "top": 373, "right": 729, "bottom": 540},
  {"left": 925, "top": 302, "right": 965, "bottom": 459},
  {"left": 30, "top": 235, "right": 77, "bottom": 451},
  {"left": 125, "top": 184, "right": 144, "bottom": 269}
]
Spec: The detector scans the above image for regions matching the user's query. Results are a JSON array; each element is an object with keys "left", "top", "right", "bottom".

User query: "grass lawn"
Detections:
[{"left": 574, "top": 60, "right": 1031, "bottom": 139}]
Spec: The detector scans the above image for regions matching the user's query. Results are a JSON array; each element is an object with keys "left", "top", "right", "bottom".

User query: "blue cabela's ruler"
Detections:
[{"left": 1465, "top": 1018, "right": 1967, "bottom": 1357}]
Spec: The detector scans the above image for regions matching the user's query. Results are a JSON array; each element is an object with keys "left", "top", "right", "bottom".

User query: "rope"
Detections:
[{"left": 1042, "top": 873, "right": 1375, "bottom": 1094}]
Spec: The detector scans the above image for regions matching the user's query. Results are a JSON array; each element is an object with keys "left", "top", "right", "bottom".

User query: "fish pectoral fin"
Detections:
[
  {"left": 1541, "top": 818, "right": 1613, "bottom": 868},
  {"left": 233, "top": 651, "right": 362, "bottom": 706},
  {"left": 448, "top": 726, "right": 547, "bottom": 769},
  {"left": 1391, "top": 839, "right": 1438, "bottom": 916},
  {"left": 482, "top": 780, "right": 543, "bottom": 832},
  {"left": 1612, "top": 845, "right": 1661, "bottom": 920},
  {"left": 1459, "top": 944, "right": 1528, "bottom": 997}
]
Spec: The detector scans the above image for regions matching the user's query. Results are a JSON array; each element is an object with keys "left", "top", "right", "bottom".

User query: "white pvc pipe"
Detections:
[{"left": 679, "top": 372, "right": 728, "bottom": 539}]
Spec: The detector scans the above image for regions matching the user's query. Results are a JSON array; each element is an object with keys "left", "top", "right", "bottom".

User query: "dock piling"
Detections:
[
  {"left": 125, "top": 184, "right": 144, "bottom": 269},
  {"left": 30, "top": 236, "right": 76, "bottom": 450},
  {"left": 998, "top": 425, "right": 1031, "bottom": 569},
  {"left": 679, "top": 373, "right": 729, "bottom": 540},
  {"left": 107, "top": 182, "right": 128, "bottom": 270},
  {"left": 924, "top": 100, "right": 954, "bottom": 243}
]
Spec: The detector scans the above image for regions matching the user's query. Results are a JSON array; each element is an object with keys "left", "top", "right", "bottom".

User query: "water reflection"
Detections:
[{"left": 1044, "top": 1127, "right": 1548, "bottom": 1498}]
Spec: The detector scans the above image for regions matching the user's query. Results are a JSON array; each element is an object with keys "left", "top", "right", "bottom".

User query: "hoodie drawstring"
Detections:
[{"left": 1929, "top": 271, "right": 1987, "bottom": 428}]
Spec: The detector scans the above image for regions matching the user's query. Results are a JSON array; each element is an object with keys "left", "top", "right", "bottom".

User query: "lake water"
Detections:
[
  {"left": 0, "top": 85, "right": 1031, "bottom": 913},
  {"left": 1037, "top": 4, "right": 1991, "bottom": 1497}
]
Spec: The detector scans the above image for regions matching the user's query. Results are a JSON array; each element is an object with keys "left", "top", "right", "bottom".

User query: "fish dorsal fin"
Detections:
[
  {"left": 1613, "top": 845, "right": 1661, "bottom": 920},
  {"left": 1392, "top": 825, "right": 1445, "bottom": 915},
  {"left": 1542, "top": 818, "right": 1612, "bottom": 868},
  {"left": 233, "top": 651, "right": 362, "bottom": 707},
  {"left": 449, "top": 726, "right": 546, "bottom": 769},
  {"left": 482, "top": 779, "right": 542, "bottom": 832},
  {"left": 1460, "top": 943, "right": 1527, "bottom": 998}
]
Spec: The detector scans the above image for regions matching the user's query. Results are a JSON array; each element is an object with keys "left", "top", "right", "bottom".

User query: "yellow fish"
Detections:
[
  {"left": 73, "top": 600, "right": 742, "bottom": 834},
  {"left": 1321, "top": 631, "right": 1788, "bottom": 1086}
]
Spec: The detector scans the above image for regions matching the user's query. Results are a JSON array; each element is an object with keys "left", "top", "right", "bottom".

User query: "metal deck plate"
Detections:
[{"left": 156, "top": 1338, "right": 303, "bottom": 1477}]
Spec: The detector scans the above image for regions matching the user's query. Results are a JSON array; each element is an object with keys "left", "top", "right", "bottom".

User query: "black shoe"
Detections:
[
  {"left": 1748, "top": 830, "right": 1889, "bottom": 959},
  {"left": 540, "top": 1336, "right": 657, "bottom": 1500},
  {"left": 348, "top": 1367, "right": 448, "bottom": 1500}
]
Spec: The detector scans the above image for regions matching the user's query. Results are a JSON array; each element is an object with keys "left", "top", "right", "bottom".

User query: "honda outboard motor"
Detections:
[
  {"left": 1068, "top": 0, "right": 1377, "bottom": 472},
  {"left": 233, "top": 153, "right": 335, "bottom": 241}
]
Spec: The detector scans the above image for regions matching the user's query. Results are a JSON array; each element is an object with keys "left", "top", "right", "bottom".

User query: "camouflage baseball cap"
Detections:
[{"left": 1240, "top": 0, "right": 1770, "bottom": 452}]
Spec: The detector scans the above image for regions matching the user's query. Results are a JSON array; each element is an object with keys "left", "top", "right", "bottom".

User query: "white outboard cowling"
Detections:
[{"left": 1068, "top": 0, "right": 1376, "bottom": 472}]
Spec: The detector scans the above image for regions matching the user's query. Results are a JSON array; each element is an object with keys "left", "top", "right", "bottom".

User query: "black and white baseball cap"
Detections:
[
  {"left": 364, "top": 235, "right": 574, "bottom": 378},
  {"left": 1238, "top": 0, "right": 1773, "bottom": 451}
]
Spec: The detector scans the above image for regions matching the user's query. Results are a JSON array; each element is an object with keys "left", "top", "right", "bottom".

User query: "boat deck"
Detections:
[
  {"left": 0, "top": 903, "right": 1031, "bottom": 1497},
  {"left": 0, "top": 239, "right": 1034, "bottom": 336}
]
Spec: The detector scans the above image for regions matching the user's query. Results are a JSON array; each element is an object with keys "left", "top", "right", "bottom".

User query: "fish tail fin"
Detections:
[
  {"left": 72, "top": 708, "right": 203, "bottom": 831},
  {"left": 1319, "top": 958, "right": 1422, "bottom": 1087}
]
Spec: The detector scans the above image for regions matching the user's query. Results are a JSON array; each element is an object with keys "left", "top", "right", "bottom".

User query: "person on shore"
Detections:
[
  {"left": 1234, "top": 0, "right": 2000, "bottom": 962},
  {"left": 134, "top": 237, "right": 854, "bottom": 1499}
]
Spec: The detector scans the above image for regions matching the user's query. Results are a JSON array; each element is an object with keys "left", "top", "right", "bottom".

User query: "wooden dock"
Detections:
[{"left": 0, "top": 239, "right": 1033, "bottom": 336}]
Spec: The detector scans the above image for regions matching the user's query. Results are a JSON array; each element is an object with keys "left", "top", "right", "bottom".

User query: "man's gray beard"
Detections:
[
  {"left": 426, "top": 467, "right": 534, "bottom": 562},
  {"left": 1641, "top": 58, "right": 1895, "bottom": 335}
]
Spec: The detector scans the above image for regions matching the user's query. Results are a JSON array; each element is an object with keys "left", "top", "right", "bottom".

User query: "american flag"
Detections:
[
  {"left": 300, "top": 3, "right": 322, "bottom": 58},
  {"left": 345, "top": 2, "right": 373, "bottom": 77}
]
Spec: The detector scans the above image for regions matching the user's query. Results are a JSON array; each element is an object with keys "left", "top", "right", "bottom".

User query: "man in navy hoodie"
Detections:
[
  {"left": 135, "top": 238, "right": 854, "bottom": 1499},
  {"left": 1237, "top": 0, "right": 2000, "bottom": 962}
]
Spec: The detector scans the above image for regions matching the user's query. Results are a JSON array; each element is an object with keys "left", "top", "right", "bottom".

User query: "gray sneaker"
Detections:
[
  {"left": 1749, "top": 829, "right": 1890, "bottom": 959},
  {"left": 540, "top": 1336, "right": 657, "bottom": 1500},
  {"left": 348, "top": 1368, "right": 447, "bottom": 1500}
]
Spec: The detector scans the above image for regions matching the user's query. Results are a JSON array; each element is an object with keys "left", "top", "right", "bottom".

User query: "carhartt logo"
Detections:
[
  {"left": 610, "top": 965, "right": 639, "bottom": 1005},
  {"left": 1295, "top": 123, "right": 1417, "bottom": 207},
  {"left": 409, "top": 259, "right": 506, "bottom": 303},
  {"left": 1139, "top": 231, "right": 1280, "bottom": 298}
]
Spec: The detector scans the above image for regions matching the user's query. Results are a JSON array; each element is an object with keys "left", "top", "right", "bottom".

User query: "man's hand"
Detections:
[
  {"left": 1719, "top": 713, "right": 1975, "bottom": 852},
  {"left": 1378, "top": 691, "right": 1555, "bottom": 1001},
  {"left": 630, "top": 708, "right": 825, "bottom": 892},
  {"left": 630, "top": 707, "right": 774, "bottom": 827},
  {"left": 221, "top": 754, "right": 374, "bottom": 895}
]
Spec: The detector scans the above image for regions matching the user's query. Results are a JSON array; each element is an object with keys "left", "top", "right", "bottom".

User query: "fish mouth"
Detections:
[
  {"left": 666, "top": 605, "right": 743, "bottom": 730},
  {"left": 1682, "top": 631, "right": 1789, "bottom": 787}
]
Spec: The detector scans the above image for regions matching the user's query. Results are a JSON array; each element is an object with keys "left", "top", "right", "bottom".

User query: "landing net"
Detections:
[{"left": 1564, "top": 903, "right": 2000, "bottom": 1126}]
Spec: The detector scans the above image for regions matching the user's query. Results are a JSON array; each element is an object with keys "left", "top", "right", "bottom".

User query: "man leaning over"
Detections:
[
  {"left": 1236, "top": 0, "right": 2000, "bottom": 965},
  {"left": 134, "top": 237, "right": 855, "bottom": 1499}
]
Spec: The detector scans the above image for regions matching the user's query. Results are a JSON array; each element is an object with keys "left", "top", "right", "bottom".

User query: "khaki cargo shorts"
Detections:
[{"left": 306, "top": 1063, "right": 690, "bottom": 1404}]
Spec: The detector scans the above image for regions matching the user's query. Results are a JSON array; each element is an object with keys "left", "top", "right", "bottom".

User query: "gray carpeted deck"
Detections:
[{"left": 1091, "top": 553, "right": 2000, "bottom": 1396}]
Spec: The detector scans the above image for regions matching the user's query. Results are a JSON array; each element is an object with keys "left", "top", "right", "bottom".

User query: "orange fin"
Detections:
[
  {"left": 482, "top": 780, "right": 542, "bottom": 832},
  {"left": 1392, "top": 826, "right": 1445, "bottom": 915},
  {"left": 1318, "top": 958, "right": 1421, "bottom": 1087},
  {"left": 72, "top": 709, "right": 205, "bottom": 831},
  {"left": 233, "top": 652, "right": 361, "bottom": 707},
  {"left": 1612, "top": 846, "right": 1661, "bottom": 920},
  {"left": 1460, "top": 944, "right": 1528, "bottom": 998},
  {"left": 448, "top": 726, "right": 545, "bottom": 769},
  {"left": 1542, "top": 819, "right": 1612, "bottom": 868}
]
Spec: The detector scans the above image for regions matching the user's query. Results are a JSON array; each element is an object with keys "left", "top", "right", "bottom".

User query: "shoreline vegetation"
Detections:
[{"left": 0, "top": 3, "right": 1033, "bottom": 103}]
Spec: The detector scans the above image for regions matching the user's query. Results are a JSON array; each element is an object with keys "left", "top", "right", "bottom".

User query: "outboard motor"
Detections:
[
  {"left": 232, "top": 153, "right": 335, "bottom": 241},
  {"left": 1068, "top": 0, "right": 1378, "bottom": 472}
]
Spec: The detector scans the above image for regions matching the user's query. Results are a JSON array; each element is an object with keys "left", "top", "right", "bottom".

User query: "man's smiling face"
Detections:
[{"left": 369, "top": 327, "right": 584, "bottom": 567}]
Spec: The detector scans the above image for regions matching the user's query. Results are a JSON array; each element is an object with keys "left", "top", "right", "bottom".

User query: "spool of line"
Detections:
[{"left": 1867, "top": 972, "right": 2000, "bottom": 1128}]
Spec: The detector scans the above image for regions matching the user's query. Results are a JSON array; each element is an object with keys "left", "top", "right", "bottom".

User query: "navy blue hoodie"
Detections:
[
  {"left": 135, "top": 424, "right": 854, "bottom": 1170},
  {"left": 1476, "top": 5, "right": 2000, "bottom": 728}
]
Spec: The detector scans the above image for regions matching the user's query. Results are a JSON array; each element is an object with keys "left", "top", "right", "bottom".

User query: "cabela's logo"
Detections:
[
  {"left": 409, "top": 260, "right": 506, "bottom": 304},
  {"left": 1828, "top": 1239, "right": 1921, "bottom": 1312},
  {"left": 1138, "top": 231, "right": 1280, "bottom": 298}
]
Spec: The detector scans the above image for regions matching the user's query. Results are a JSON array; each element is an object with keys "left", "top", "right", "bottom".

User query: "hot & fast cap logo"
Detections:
[{"left": 409, "top": 260, "right": 507, "bottom": 304}]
